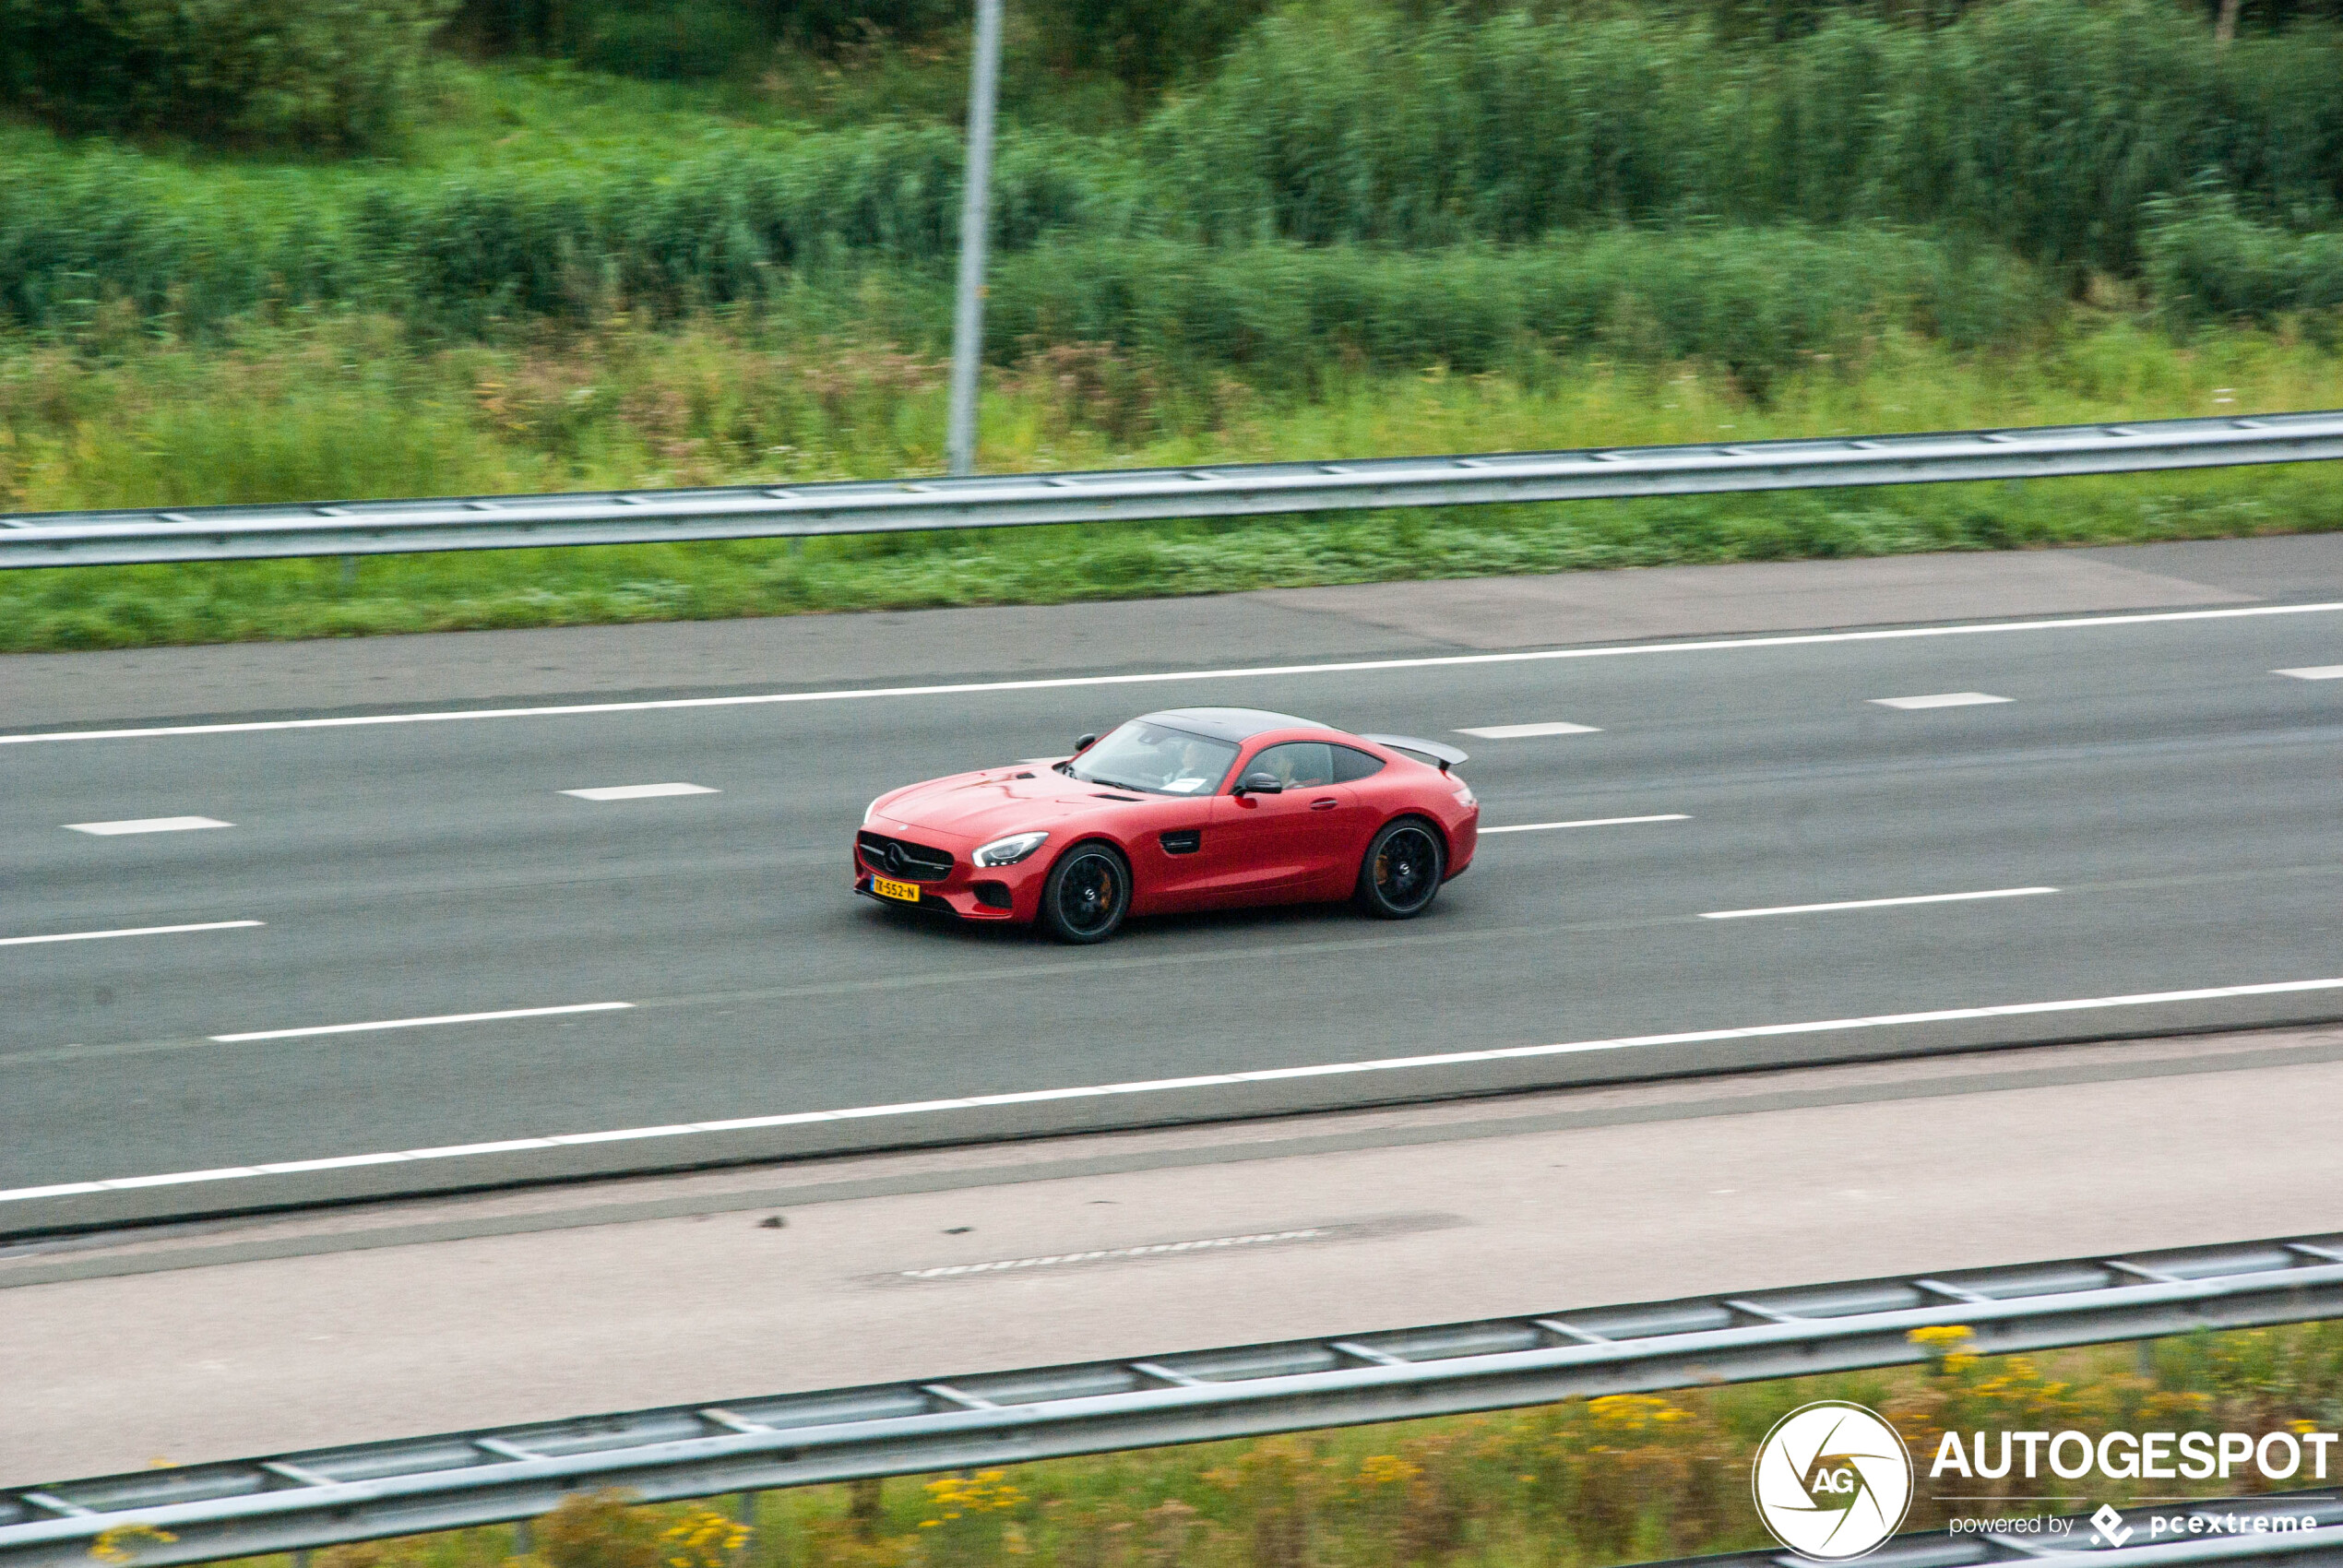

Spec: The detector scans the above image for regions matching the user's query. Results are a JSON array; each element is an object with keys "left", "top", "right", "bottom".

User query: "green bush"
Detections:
[
  {"left": 0, "top": 135, "right": 2060, "bottom": 380},
  {"left": 4, "top": 0, "right": 2338, "bottom": 338},
  {"left": 0, "top": 0, "right": 458, "bottom": 146},
  {"left": 0, "top": 126, "right": 1136, "bottom": 335},
  {"left": 2145, "top": 196, "right": 2343, "bottom": 323},
  {"left": 1150, "top": 0, "right": 2343, "bottom": 273},
  {"left": 985, "top": 229, "right": 2057, "bottom": 392},
  {"left": 1028, "top": 0, "right": 1273, "bottom": 86},
  {"left": 449, "top": 0, "right": 968, "bottom": 65},
  {"left": 569, "top": 0, "right": 768, "bottom": 79}
]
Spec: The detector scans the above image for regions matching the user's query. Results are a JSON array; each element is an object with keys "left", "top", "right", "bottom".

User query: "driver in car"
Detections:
[{"left": 1163, "top": 738, "right": 1221, "bottom": 793}]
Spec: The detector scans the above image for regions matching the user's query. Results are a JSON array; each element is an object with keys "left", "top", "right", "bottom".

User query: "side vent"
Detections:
[{"left": 1160, "top": 829, "right": 1202, "bottom": 856}]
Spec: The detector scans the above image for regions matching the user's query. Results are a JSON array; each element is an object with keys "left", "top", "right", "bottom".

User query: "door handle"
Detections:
[{"left": 1310, "top": 797, "right": 1339, "bottom": 810}]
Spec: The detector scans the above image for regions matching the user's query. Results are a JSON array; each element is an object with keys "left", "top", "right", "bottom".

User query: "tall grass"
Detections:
[
  {"left": 1156, "top": 0, "right": 2343, "bottom": 273},
  {"left": 2147, "top": 197, "right": 2343, "bottom": 325},
  {"left": 0, "top": 127, "right": 1136, "bottom": 335},
  {"left": 4, "top": 0, "right": 2341, "bottom": 338},
  {"left": 5, "top": 313, "right": 2337, "bottom": 654},
  {"left": 0, "top": 149, "right": 2062, "bottom": 378},
  {"left": 984, "top": 229, "right": 2054, "bottom": 391}
]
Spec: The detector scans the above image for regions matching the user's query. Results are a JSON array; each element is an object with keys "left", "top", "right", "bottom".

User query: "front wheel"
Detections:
[
  {"left": 1039, "top": 842, "right": 1132, "bottom": 944},
  {"left": 1355, "top": 818, "right": 1445, "bottom": 920}
]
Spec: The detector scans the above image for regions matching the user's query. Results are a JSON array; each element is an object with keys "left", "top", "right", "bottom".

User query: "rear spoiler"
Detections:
[{"left": 1361, "top": 732, "right": 1469, "bottom": 773}]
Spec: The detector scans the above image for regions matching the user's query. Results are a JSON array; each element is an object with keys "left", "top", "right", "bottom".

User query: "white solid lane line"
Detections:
[
  {"left": 209, "top": 1002, "right": 633, "bottom": 1043},
  {"left": 64, "top": 816, "right": 232, "bottom": 836},
  {"left": 1456, "top": 721, "right": 1601, "bottom": 738},
  {"left": 0, "top": 920, "right": 263, "bottom": 949},
  {"left": 1870, "top": 692, "right": 2011, "bottom": 710},
  {"left": 5, "top": 600, "right": 2338, "bottom": 746},
  {"left": 9, "top": 973, "right": 2337, "bottom": 1205},
  {"left": 562, "top": 783, "right": 720, "bottom": 801},
  {"left": 1481, "top": 815, "right": 1690, "bottom": 834},
  {"left": 1701, "top": 886, "right": 2059, "bottom": 921},
  {"left": 2277, "top": 666, "right": 2343, "bottom": 680}
]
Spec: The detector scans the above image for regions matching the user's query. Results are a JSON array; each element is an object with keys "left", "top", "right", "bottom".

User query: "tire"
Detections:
[
  {"left": 1354, "top": 817, "right": 1445, "bottom": 920},
  {"left": 1039, "top": 841, "right": 1132, "bottom": 944}
]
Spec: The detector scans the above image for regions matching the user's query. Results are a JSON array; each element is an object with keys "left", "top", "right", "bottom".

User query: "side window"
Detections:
[
  {"left": 1246, "top": 742, "right": 1334, "bottom": 789},
  {"left": 1331, "top": 745, "right": 1386, "bottom": 783}
]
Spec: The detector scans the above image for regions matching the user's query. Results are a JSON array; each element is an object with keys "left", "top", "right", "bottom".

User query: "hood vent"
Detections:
[{"left": 1091, "top": 792, "right": 1142, "bottom": 802}]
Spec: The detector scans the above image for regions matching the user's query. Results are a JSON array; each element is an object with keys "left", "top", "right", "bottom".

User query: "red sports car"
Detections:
[{"left": 854, "top": 707, "right": 1480, "bottom": 943}]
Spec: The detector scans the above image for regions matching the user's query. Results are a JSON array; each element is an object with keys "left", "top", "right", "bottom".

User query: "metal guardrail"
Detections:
[
  {"left": 5, "top": 1234, "right": 2341, "bottom": 1567},
  {"left": 5, "top": 410, "right": 2341, "bottom": 567}
]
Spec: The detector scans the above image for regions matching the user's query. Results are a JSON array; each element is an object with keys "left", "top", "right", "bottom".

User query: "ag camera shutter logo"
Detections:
[{"left": 1752, "top": 1401, "right": 1915, "bottom": 1561}]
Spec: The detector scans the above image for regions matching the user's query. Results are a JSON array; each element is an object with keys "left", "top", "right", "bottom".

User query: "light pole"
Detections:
[{"left": 945, "top": 0, "right": 1003, "bottom": 477}]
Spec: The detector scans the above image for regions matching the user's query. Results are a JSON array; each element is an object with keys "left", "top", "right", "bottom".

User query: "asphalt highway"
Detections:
[
  {"left": 5, "top": 540, "right": 2342, "bottom": 1232},
  {"left": 9, "top": 1025, "right": 2343, "bottom": 1480}
]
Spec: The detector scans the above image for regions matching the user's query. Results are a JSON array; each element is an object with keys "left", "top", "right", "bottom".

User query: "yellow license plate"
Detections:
[{"left": 872, "top": 875, "right": 922, "bottom": 903}]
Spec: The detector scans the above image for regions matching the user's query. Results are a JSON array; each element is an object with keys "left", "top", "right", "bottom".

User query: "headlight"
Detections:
[
  {"left": 973, "top": 831, "right": 1049, "bottom": 867},
  {"left": 862, "top": 796, "right": 885, "bottom": 826}
]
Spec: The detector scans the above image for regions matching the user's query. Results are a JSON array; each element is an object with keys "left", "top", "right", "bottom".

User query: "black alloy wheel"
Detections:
[
  {"left": 1040, "top": 842, "right": 1132, "bottom": 944},
  {"left": 1355, "top": 818, "right": 1445, "bottom": 919}
]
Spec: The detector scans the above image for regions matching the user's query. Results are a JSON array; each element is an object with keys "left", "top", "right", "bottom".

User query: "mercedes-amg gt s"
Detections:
[{"left": 854, "top": 707, "right": 1479, "bottom": 943}]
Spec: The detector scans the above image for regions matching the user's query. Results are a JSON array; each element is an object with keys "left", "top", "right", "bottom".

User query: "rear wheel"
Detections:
[
  {"left": 1040, "top": 842, "right": 1131, "bottom": 944},
  {"left": 1355, "top": 817, "right": 1445, "bottom": 920}
]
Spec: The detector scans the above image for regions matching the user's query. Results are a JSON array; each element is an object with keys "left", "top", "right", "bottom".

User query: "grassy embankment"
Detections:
[
  {"left": 173, "top": 1324, "right": 2343, "bottom": 1568},
  {"left": 5, "top": 3, "right": 2342, "bottom": 654},
  {"left": 6, "top": 316, "right": 2341, "bottom": 654}
]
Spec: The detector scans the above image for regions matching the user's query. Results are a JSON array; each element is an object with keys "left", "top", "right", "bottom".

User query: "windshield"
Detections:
[{"left": 1069, "top": 720, "right": 1240, "bottom": 796}]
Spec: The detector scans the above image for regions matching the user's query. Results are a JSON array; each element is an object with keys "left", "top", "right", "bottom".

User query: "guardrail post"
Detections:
[{"left": 848, "top": 1478, "right": 883, "bottom": 1542}]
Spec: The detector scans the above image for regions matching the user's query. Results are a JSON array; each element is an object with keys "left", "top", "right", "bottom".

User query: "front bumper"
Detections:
[{"left": 851, "top": 835, "right": 1048, "bottom": 922}]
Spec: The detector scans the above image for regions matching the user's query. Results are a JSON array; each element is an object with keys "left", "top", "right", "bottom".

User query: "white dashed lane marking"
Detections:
[
  {"left": 64, "top": 817, "right": 233, "bottom": 836},
  {"left": 1869, "top": 693, "right": 2011, "bottom": 710},
  {"left": 2277, "top": 666, "right": 2343, "bottom": 680},
  {"left": 209, "top": 1002, "right": 634, "bottom": 1043},
  {"left": 1481, "top": 815, "right": 1690, "bottom": 834},
  {"left": 1701, "top": 886, "right": 2059, "bottom": 920},
  {"left": 1456, "top": 721, "right": 1602, "bottom": 738},
  {"left": 561, "top": 783, "right": 720, "bottom": 801},
  {"left": 898, "top": 1229, "right": 1329, "bottom": 1280},
  {"left": 0, "top": 920, "right": 263, "bottom": 949}
]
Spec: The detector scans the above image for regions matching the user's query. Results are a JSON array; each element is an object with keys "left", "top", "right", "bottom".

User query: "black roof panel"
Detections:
[{"left": 1140, "top": 707, "right": 1327, "bottom": 742}]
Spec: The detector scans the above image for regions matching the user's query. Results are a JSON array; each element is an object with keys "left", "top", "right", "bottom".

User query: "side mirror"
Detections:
[
  {"left": 1235, "top": 771, "right": 1283, "bottom": 795},
  {"left": 1074, "top": 733, "right": 1099, "bottom": 753}
]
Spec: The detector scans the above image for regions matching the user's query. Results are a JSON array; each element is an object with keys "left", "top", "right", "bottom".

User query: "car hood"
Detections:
[{"left": 870, "top": 766, "right": 1152, "bottom": 846}]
